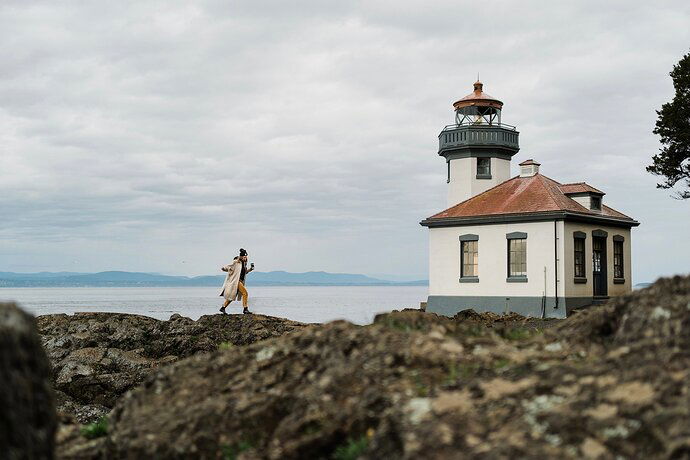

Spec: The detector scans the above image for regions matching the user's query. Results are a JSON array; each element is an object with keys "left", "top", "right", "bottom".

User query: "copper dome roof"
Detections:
[{"left": 453, "top": 81, "right": 503, "bottom": 110}]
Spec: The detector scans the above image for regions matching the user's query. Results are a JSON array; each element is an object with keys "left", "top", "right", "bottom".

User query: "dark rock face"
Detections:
[
  {"left": 97, "top": 275, "right": 690, "bottom": 459},
  {"left": 0, "top": 303, "right": 56, "bottom": 460},
  {"left": 557, "top": 275, "right": 690, "bottom": 349},
  {"left": 37, "top": 312, "right": 308, "bottom": 422}
]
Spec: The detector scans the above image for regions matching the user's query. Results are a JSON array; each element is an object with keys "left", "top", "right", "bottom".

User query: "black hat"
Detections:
[{"left": 239, "top": 248, "right": 248, "bottom": 257}]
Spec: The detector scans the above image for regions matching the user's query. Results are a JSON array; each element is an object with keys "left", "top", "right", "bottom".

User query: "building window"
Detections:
[
  {"left": 591, "top": 196, "right": 602, "bottom": 210},
  {"left": 459, "top": 234, "right": 479, "bottom": 282},
  {"left": 461, "top": 240, "right": 478, "bottom": 277},
  {"left": 614, "top": 239, "right": 624, "bottom": 279},
  {"left": 508, "top": 238, "right": 527, "bottom": 278},
  {"left": 574, "top": 237, "right": 585, "bottom": 278},
  {"left": 476, "top": 158, "right": 491, "bottom": 178},
  {"left": 447, "top": 161, "right": 450, "bottom": 183}
]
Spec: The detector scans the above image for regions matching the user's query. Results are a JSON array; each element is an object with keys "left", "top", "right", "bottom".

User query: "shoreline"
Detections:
[{"left": 5, "top": 275, "right": 690, "bottom": 458}]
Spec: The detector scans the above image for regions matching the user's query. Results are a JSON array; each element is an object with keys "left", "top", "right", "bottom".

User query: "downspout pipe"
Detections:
[
  {"left": 542, "top": 266, "right": 547, "bottom": 319},
  {"left": 554, "top": 220, "right": 559, "bottom": 310}
]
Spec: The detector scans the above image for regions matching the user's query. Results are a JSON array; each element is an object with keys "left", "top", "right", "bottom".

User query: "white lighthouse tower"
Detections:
[{"left": 439, "top": 81, "right": 520, "bottom": 206}]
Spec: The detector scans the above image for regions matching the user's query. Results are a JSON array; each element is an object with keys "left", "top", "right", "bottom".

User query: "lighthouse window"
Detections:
[{"left": 476, "top": 158, "right": 491, "bottom": 178}]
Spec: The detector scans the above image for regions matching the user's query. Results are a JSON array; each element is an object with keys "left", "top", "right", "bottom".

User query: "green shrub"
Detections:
[
  {"left": 81, "top": 416, "right": 108, "bottom": 439},
  {"left": 218, "top": 341, "right": 234, "bottom": 350},
  {"left": 384, "top": 318, "right": 413, "bottom": 332},
  {"left": 502, "top": 328, "right": 532, "bottom": 341},
  {"left": 333, "top": 436, "right": 368, "bottom": 460}
]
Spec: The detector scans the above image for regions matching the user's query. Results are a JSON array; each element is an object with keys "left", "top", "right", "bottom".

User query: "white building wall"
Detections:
[
  {"left": 562, "top": 222, "right": 632, "bottom": 297},
  {"left": 447, "top": 158, "right": 473, "bottom": 207},
  {"left": 428, "top": 220, "right": 563, "bottom": 300},
  {"left": 446, "top": 157, "right": 512, "bottom": 207}
]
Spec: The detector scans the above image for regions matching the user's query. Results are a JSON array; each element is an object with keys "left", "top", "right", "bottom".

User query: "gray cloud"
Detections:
[{"left": 1, "top": 0, "right": 689, "bottom": 281}]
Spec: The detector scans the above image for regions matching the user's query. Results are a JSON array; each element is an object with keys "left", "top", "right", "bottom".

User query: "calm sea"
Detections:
[{"left": 0, "top": 285, "right": 428, "bottom": 325}]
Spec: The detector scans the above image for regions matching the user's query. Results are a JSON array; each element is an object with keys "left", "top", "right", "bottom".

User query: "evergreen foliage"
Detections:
[{"left": 648, "top": 51, "right": 690, "bottom": 198}]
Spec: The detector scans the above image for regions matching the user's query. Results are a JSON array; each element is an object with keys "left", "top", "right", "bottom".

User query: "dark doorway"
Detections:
[{"left": 592, "top": 236, "right": 608, "bottom": 296}]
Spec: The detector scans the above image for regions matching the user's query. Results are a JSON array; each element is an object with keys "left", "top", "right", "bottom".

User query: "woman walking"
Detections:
[{"left": 219, "top": 248, "right": 254, "bottom": 314}]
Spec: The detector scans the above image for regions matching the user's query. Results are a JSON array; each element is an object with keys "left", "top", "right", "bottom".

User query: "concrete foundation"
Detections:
[{"left": 427, "top": 295, "right": 595, "bottom": 319}]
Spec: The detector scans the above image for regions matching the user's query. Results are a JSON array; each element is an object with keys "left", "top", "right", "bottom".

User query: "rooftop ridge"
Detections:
[
  {"left": 539, "top": 175, "right": 593, "bottom": 213},
  {"left": 559, "top": 182, "right": 606, "bottom": 195}
]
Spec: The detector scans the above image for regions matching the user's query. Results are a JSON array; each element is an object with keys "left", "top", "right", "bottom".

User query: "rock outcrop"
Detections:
[
  {"left": 77, "top": 275, "right": 690, "bottom": 459},
  {"left": 0, "top": 303, "right": 56, "bottom": 460},
  {"left": 38, "top": 312, "right": 309, "bottom": 422}
]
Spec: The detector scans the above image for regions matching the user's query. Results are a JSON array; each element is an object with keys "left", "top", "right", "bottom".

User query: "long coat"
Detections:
[{"left": 219, "top": 258, "right": 250, "bottom": 301}]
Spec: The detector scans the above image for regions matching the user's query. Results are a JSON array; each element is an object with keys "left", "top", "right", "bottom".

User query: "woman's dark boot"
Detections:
[{"left": 243, "top": 307, "right": 252, "bottom": 314}]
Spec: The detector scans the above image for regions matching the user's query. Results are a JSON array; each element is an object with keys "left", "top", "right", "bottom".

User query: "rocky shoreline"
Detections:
[
  {"left": 2, "top": 275, "right": 690, "bottom": 459},
  {"left": 37, "top": 311, "right": 310, "bottom": 424}
]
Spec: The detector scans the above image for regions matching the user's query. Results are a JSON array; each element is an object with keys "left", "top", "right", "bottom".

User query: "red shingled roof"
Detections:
[
  {"left": 559, "top": 182, "right": 605, "bottom": 195},
  {"left": 428, "top": 174, "right": 634, "bottom": 221}
]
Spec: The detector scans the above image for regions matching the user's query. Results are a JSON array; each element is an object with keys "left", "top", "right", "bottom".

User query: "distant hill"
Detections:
[
  {"left": 0, "top": 271, "right": 427, "bottom": 287},
  {"left": 0, "top": 271, "right": 87, "bottom": 279}
]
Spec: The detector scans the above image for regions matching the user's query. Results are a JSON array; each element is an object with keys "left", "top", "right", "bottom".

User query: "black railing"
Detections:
[
  {"left": 441, "top": 121, "right": 517, "bottom": 131},
  {"left": 439, "top": 123, "right": 519, "bottom": 151}
]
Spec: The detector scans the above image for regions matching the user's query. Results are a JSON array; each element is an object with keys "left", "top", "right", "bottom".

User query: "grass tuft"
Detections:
[
  {"left": 502, "top": 328, "right": 532, "bottom": 341},
  {"left": 493, "top": 358, "right": 511, "bottom": 369},
  {"left": 444, "top": 362, "right": 459, "bottom": 385},
  {"left": 333, "top": 436, "right": 368, "bottom": 460},
  {"left": 384, "top": 318, "right": 414, "bottom": 332},
  {"left": 459, "top": 362, "right": 480, "bottom": 378},
  {"left": 410, "top": 370, "right": 429, "bottom": 396},
  {"left": 81, "top": 416, "right": 108, "bottom": 439}
]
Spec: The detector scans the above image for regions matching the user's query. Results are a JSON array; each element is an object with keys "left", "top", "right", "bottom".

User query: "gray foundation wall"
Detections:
[{"left": 427, "top": 295, "right": 594, "bottom": 319}]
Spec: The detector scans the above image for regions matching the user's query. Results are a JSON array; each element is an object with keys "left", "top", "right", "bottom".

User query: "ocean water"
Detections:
[{"left": 0, "top": 285, "right": 428, "bottom": 325}]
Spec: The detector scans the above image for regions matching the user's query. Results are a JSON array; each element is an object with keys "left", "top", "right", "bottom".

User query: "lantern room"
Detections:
[{"left": 453, "top": 80, "right": 503, "bottom": 125}]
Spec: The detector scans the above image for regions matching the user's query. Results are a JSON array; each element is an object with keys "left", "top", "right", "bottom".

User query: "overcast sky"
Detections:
[{"left": 1, "top": 0, "right": 689, "bottom": 281}]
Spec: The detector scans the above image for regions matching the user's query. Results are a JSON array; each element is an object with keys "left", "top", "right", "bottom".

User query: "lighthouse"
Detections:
[
  {"left": 421, "top": 80, "right": 639, "bottom": 318},
  {"left": 440, "top": 81, "right": 520, "bottom": 206}
]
